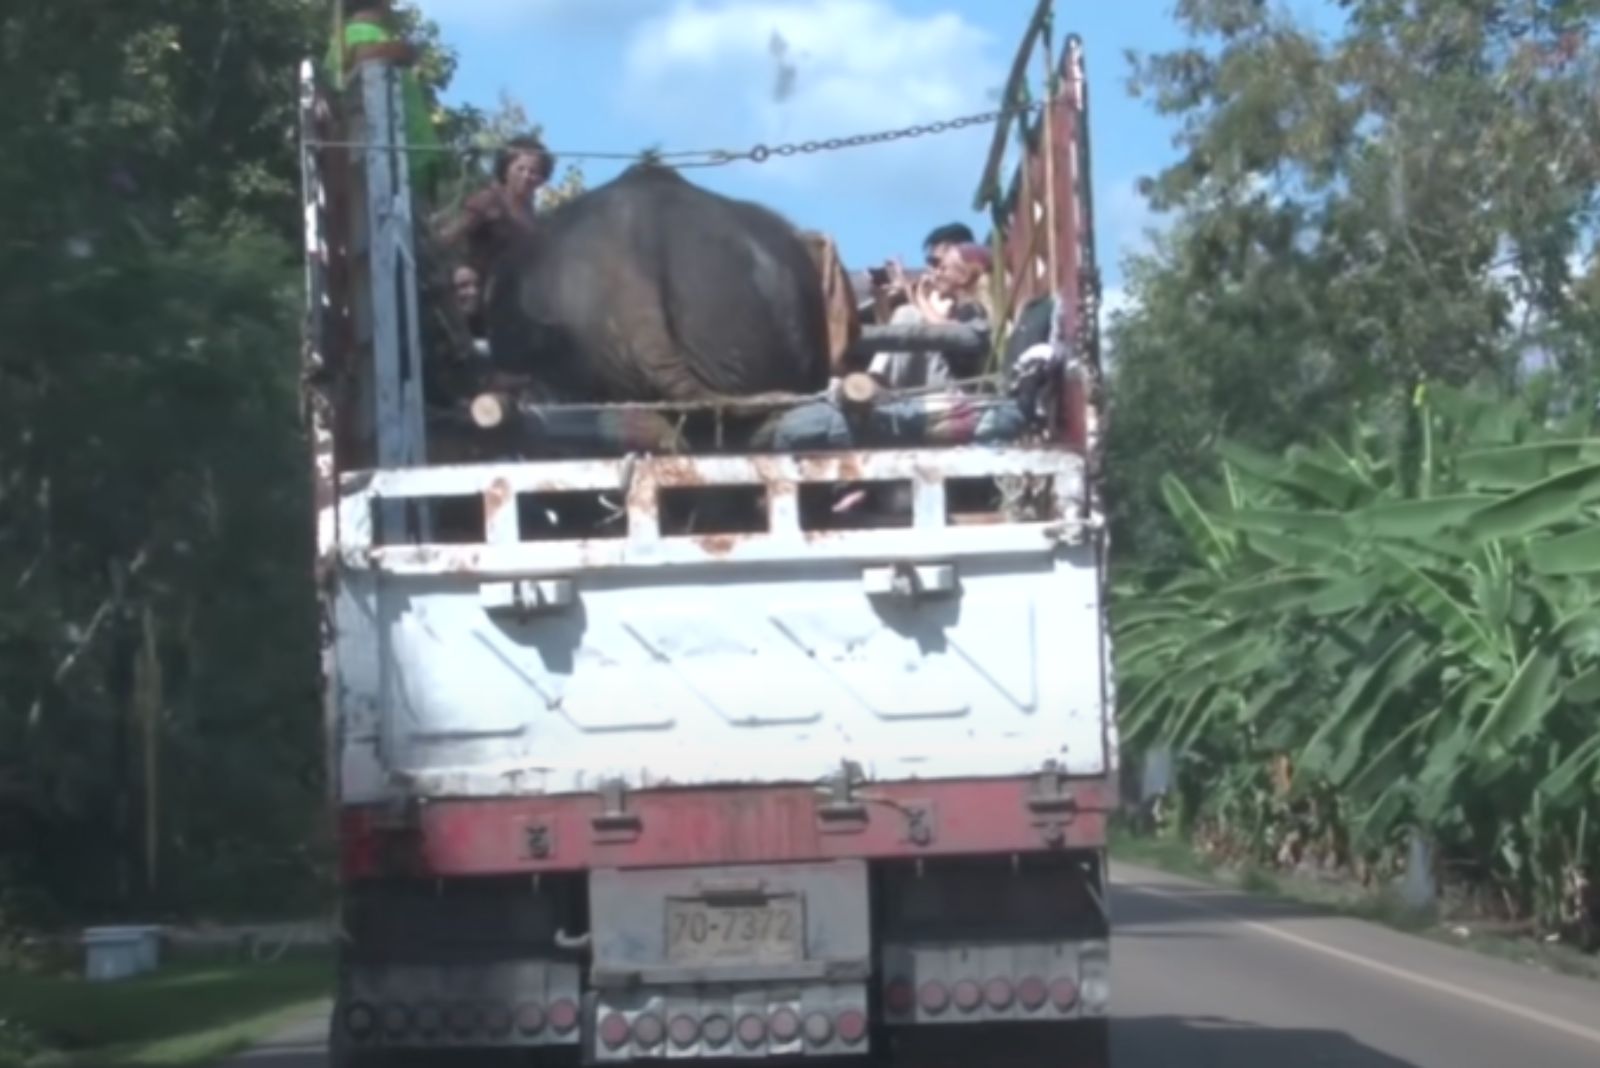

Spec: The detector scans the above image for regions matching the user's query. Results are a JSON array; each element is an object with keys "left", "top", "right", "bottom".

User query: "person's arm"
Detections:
[{"left": 435, "top": 186, "right": 500, "bottom": 248}]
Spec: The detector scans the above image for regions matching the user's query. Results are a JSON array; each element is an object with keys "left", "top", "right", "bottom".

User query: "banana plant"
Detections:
[{"left": 1114, "top": 383, "right": 1600, "bottom": 938}]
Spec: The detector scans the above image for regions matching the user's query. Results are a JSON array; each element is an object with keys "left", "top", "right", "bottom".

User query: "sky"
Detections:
[{"left": 411, "top": 0, "right": 1344, "bottom": 314}]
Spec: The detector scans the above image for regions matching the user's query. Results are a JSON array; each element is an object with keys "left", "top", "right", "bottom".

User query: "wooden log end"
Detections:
[
  {"left": 470, "top": 392, "right": 509, "bottom": 430},
  {"left": 840, "top": 372, "right": 880, "bottom": 412}
]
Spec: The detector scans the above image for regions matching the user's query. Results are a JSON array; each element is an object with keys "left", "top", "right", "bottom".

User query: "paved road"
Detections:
[
  {"left": 235, "top": 862, "right": 1600, "bottom": 1067},
  {"left": 1109, "top": 862, "right": 1600, "bottom": 1067}
]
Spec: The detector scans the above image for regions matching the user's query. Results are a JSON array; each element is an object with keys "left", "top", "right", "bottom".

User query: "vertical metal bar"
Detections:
[
  {"left": 1040, "top": 18, "right": 1061, "bottom": 295},
  {"left": 356, "top": 60, "right": 430, "bottom": 540}
]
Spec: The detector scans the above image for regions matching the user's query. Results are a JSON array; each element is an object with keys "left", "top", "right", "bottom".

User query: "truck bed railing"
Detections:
[{"left": 336, "top": 447, "right": 1090, "bottom": 577}]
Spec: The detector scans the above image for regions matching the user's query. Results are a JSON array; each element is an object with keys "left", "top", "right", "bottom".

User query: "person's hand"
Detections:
[
  {"left": 883, "top": 257, "right": 911, "bottom": 299},
  {"left": 915, "top": 274, "right": 953, "bottom": 322}
]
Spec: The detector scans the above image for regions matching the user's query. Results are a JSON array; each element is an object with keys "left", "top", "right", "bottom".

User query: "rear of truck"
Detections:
[{"left": 299, "top": 5, "right": 1115, "bottom": 1066}]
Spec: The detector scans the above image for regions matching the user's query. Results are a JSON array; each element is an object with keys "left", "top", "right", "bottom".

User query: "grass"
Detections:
[
  {"left": 1109, "top": 824, "right": 1600, "bottom": 983},
  {"left": 0, "top": 951, "right": 332, "bottom": 1068}
]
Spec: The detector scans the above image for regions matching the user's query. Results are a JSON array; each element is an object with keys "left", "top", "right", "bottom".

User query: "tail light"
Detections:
[
  {"left": 769, "top": 1008, "right": 801, "bottom": 1044},
  {"left": 1051, "top": 977, "right": 1081, "bottom": 1011},
  {"left": 885, "top": 978, "right": 915, "bottom": 1015},
  {"left": 598, "top": 1012, "right": 631, "bottom": 1051},
  {"left": 1019, "top": 976, "right": 1049, "bottom": 1011},
  {"left": 803, "top": 1011, "right": 835, "bottom": 1046},
  {"left": 985, "top": 977, "right": 1016, "bottom": 1011},
  {"left": 632, "top": 1012, "right": 666, "bottom": 1049},
  {"left": 381, "top": 1002, "right": 410, "bottom": 1038},
  {"left": 836, "top": 1009, "right": 868, "bottom": 1046},
  {"left": 514, "top": 1002, "right": 546, "bottom": 1035},
  {"left": 953, "top": 979, "right": 983, "bottom": 1013},
  {"left": 918, "top": 980, "right": 951, "bottom": 1015},
  {"left": 414, "top": 1001, "right": 442, "bottom": 1037},
  {"left": 737, "top": 1013, "right": 768, "bottom": 1049},
  {"left": 447, "top": 1002, "right": 478, "bottom": 1037},
  {"left": 549, "top": 998, "right": 579, "bottom": 1035},
  {"left": 669, "top": 1014, "right": 701, "bottom": 1049},
  {"left": 702, "top": 1014, "right": 733, "bottom": 1048},
  {"left": 345, "top": 1002, "right": 377, "bottom": 1040}
]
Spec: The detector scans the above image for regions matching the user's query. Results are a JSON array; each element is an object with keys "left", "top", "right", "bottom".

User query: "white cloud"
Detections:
[
  {"left": 412, "top": 0, "right": 655, "bottom": 31},
  {"left": 617, "top": 0, "right": 1005, "bottom": 208}
]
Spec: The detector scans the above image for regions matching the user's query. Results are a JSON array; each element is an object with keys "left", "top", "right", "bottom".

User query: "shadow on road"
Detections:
[
  {"left": 1113, "top": 1014, "right": 1422, "bottom": 1067},
  {"left": 1111, "top": 880, "right": 1338, "bottom": 929}
]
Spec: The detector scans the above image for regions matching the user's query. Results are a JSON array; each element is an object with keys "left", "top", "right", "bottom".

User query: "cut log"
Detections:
[
  {"left": 470, "top": 392, "right": 511, "bottom": 430},
  {"left": 839, "top": 372, "right": 880, "bottom": 419}
]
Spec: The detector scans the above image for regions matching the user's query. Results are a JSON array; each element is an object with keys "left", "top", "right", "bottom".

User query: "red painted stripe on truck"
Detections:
[{"left": 339, "top": 776, "right": 1113, "bottom": 879}]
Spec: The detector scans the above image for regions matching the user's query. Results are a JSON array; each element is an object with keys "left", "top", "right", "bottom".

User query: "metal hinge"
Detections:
[{"left": 590, "top": 779, "right": 642, "bottom": 844}]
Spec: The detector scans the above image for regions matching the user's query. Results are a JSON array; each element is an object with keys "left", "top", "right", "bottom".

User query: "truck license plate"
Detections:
[{"left": 665, "top": 896, "right": 805, "bottom": 965}]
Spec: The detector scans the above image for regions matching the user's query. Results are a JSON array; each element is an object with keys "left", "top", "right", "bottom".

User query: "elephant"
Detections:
[{"left": 484, "top": 163, "right": 832, "bottom": 405}]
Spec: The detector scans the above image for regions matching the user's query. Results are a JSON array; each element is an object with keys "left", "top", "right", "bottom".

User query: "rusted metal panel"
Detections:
[
  {"left": 332, "top": 449, "right": 1087, "bottom": 573},
  {"left": 338, "top": 777, "right": 1114, "bottom": 878}
]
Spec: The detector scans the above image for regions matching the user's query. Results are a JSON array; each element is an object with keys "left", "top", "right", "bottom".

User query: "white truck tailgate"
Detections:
[{"left": 328, "top": 448, "right": 1109, "bottom": 803}]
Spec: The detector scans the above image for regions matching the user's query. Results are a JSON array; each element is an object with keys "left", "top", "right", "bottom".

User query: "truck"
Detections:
[{"left": 296, "top": 1, "right": 1116, "bottom": 1064}]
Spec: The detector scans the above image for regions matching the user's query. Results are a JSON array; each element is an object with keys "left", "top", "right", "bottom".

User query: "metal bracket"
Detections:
[
  {"left": 480, "top": 578, "right": 575, "bottom": 618},
  {"left": 902, "top": 802, "right": 936, "bottom": 847},
  {"left": 816, "top": 762, "right": 869, "bottom": 834},
  {"left": 590, "top": 779, "right": 642, "bottom": 844},
  {"left": 862, "top": 562, "right": 957, "bottom": 600},
  {"left": 1027, "top": 760, "right": 1079, "bottom": 848},
  {"left": 525, "top": 821, "right": 554, "bottom": 860}
]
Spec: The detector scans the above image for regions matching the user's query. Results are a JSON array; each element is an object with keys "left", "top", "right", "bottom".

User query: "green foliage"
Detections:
[
  {"left": 0, "top": 954, "right": 330, "bottom": 1068},
  {"left": 1104, "top": 0, "right": 1600, "bottom": 566},
  {"left": 1116, "top": 384, "right": 1600, "bottom": 944}
]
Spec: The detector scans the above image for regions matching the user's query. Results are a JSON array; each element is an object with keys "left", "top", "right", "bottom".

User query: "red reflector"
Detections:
[
  {"left": 599, "top": 1012, "right": 631, "bottom": 1051},
  {"left": 633, "top": 1013, "right": 665, "bottom": 1049},
  {"left": 770, "top": 1008, "right": 801, "bottom": 1043},
  {"left": 702, "top": 1014, "right": 733, "bottom": 1047},
  {"left": 985, "top": 978, "right": 1015, "bottom": 1010},
  {"left": 549, "top": 999, "right": 579, "bottom": 1035},
  {"left": 1019, "top": 976, "right": 1049, "bottom": 1011},
  {"left": 737, "top": 1013, "right": 768, "bottom": 1048},
  {"left": 919, "top": 981, "right": 951, "bottom": 1015},
  {"left": 953, "top": 979, "right": 983, "bottom": 1013},
  {"left": 669, "top": 1014, "right": 700, "bottom": 1049},
  {"left": 803, "top": 1011, "right": 834, "bottom": 1045},
  {"left": 1051, "top": 977, "right": 1081, "bottom": 1011},
  {"left": 885, "top": 978, "right": 915, "bottom": 1015},
  {"left": 515, "top": 1002, "right": 546, "bottom": 1035},
  {"left": 836, "top": 1009, "right": 868, "bottom": 1046}
]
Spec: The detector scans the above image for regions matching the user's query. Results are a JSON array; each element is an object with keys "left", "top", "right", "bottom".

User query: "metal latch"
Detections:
[
  {"left": 480, "top": 578, "right": 575, "bottom": 618},
  {"left": 590, "top": 779, "right": 642, "bottom": 843},
  {"left": 1027, "top": 761, "right": 1079, "bottom": 848},
  {"left": 862, "top": 562, "right": 957, "bottom": 599}
]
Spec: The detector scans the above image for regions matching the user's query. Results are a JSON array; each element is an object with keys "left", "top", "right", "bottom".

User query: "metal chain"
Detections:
[
  {"left": 306, "top": 99, "right": 1048, "bottom": 169},
  {"left": 690, "top": 99, "right": 1048, "bottom": 168}
]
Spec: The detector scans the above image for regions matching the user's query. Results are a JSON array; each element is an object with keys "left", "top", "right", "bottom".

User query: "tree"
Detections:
[{"left": 1104, "top": 0, "right": 1600, "bottom": 566}]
